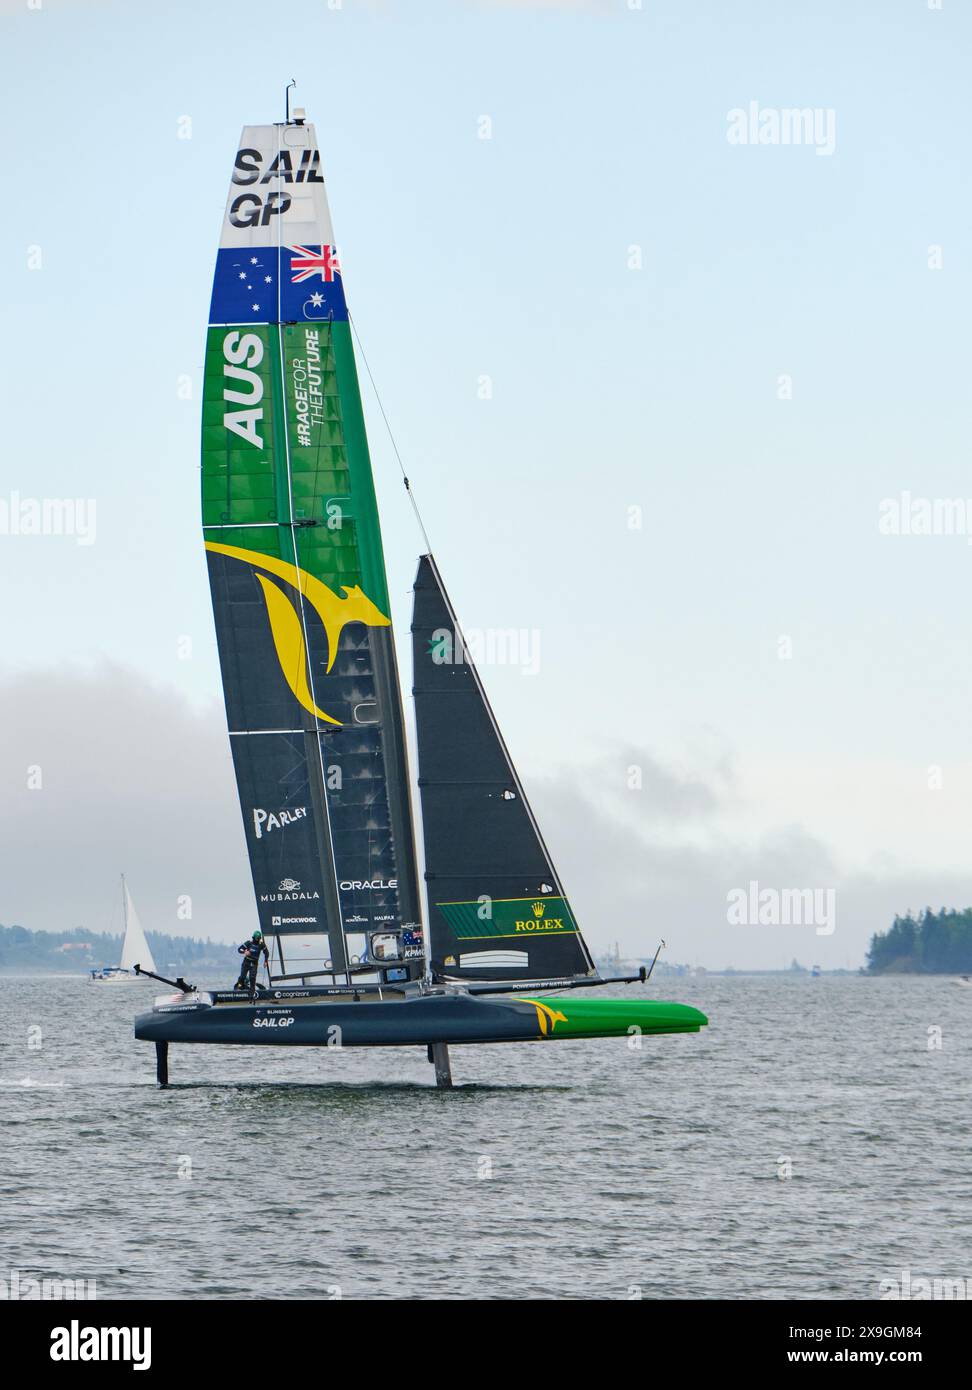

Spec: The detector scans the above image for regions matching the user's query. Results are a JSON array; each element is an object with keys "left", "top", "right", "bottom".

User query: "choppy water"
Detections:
[{"left": 1, "top": 975, "right": 969, "bottom": 1300}]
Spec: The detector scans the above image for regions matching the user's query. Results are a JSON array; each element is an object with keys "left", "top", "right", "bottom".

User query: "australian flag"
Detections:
[{"left": 209, "top": 244, "right": 348, "bottom": 325}]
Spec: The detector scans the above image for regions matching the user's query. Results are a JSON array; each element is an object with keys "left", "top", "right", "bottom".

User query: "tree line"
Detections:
[
  {"left": 0, "top": 923, "right": 239, "bottom": 971},
  {"left": 866, "top": 908, "right": 972, "bottom": 974}
]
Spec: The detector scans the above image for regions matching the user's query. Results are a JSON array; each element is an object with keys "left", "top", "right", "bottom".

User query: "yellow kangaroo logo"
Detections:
[
  {"left": 518, "top": 998, "right": 568, "bottom": 1037},
  {"left": 205, "top": 541, "right": 390, "bottom": 726}
]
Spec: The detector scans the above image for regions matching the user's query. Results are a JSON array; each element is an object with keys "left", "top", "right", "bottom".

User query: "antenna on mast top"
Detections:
[{"left": 285, "top": 79, "right": 296, "bottom": 124}]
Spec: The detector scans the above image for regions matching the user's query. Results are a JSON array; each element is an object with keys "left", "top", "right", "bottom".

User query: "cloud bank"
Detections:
[{"left": 2, "top": 663, "right": 968, "bottom": 967}]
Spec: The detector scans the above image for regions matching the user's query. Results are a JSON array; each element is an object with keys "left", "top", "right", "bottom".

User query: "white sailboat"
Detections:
[{"left": 89, "top": 877, "right": 156, "bottom": 983}]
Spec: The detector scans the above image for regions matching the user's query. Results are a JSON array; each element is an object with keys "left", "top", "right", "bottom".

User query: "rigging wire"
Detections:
[{"left": 348, "top": 312, "right": 434, "bottom": 557}]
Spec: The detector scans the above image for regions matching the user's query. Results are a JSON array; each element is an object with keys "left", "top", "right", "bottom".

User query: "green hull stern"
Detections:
[{"left": 516, "top": 996, "right": 708, "bottom": 1040}]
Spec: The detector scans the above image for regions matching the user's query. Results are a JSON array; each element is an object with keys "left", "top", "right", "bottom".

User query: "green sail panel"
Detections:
[{"left": 202, "top": 121, "right": 422, "bottom": 983}]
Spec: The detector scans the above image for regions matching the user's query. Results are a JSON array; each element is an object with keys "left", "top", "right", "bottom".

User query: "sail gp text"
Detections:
[
  {"left": 227, "top": 145, "right": 325, "bottom": 228},
  {"left": 253, "top": 1015, "right": 295, "bottom": 1028}
]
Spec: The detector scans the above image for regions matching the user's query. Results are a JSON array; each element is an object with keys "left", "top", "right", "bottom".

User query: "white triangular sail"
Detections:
[{"left": 120, "top": 882, "right": 155, "bottom": 973}]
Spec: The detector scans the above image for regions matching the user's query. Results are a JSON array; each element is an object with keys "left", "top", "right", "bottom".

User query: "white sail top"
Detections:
[
  {"left": 217, "top": 123, "right": 335, "bottom": 252},
  {"left": 120, "top": 883, "right": 156, "bottom": 973}
]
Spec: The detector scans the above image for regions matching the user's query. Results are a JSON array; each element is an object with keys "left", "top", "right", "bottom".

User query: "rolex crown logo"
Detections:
[{"left": 532, "top": 901, "right": 545, "bottom": 918}]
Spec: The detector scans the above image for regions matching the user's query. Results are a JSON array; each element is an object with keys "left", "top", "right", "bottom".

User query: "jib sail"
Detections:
[
  {"left": 411, "top": 554, "right": 597, "bottom": 983},
  {"left": 202, "top": 119, "right": 423, "bottom": 984}
]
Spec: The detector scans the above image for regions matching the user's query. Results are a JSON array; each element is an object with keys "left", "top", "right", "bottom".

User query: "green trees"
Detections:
[
  {"left": 0, "top": 924, "right": 238, "bottom": 972},
  {"left": 866, "top": 908, "right": 972, "bottom": 973}
]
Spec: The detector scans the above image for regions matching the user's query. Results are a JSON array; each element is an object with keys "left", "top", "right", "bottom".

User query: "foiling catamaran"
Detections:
[{"left": 134, "top": 100, "right": 707, "bottom": 1086}]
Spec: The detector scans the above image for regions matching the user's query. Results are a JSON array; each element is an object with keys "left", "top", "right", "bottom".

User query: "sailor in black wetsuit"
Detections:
[{"left": 235, "top": 930, "right": 269, "bottom": 991}]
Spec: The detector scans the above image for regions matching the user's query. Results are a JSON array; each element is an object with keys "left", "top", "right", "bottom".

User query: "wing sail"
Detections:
[{"left": 202, "top": 121, "right": 423, "bottom": 983}]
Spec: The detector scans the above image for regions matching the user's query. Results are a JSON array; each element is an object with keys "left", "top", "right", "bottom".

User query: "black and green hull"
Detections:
[{"left": 134, "top": 989, "right": 707, "bottom": 1048}]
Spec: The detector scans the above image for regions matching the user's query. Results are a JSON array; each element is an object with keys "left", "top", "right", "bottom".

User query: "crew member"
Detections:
[{"left": 235, "top": 930, "right": 269, "bottom": 991}]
